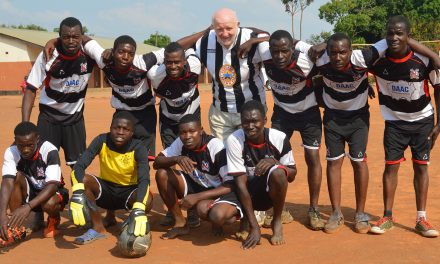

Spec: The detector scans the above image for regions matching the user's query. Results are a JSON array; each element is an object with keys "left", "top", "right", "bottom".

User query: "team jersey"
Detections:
[
  {"left": 263, "top": 42, "right": 316, "bottom": 115},
  {"left": 72, "top": 133, "right": 150, "bottom": 205},
  {"left": 316, "top": 40, "right": 388, "bottom": 120},
  {"left": 148, "top": 49, "right": 201, "bottom": 125},
  {"left": 370, "top": 49, "right": 440, "bottom": 122},
  {"left": 84, "top": 40, "right": 164, "bottom": 111},
  {"left": 226, "top": 128, "right": 295, "bottom": 179},
  {"left": 195, "top": 28, "right": 271, "bottom": 113},
  {"left": 26, "top": 43, "right": 95, "bottom": 124},
  {"left": 2, "top": 141, "right": 63, "bottom": 190},
  {"left": 161, "top": 133, "right": 230, "bottom": 188}
]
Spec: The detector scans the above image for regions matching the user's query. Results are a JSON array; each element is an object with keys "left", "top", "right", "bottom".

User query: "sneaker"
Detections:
[
  {"left": 160, "top": 211, "right": 175, "bottom": 227},
  {"left": 43, "top": 216, "right": 60, "bottom": 238},
  {"left": 0, "top": 226, "right": 27, "bottom": 248},
  {"left": 187, "top": 208, "right": 201, "bottom": 228},
  {"left": 354, "top": 212, "right": 370, "bottom": 234},
  {"left": 254, "top": 211, "right": 266, "bottom": 227},
  {"left": 324, "top": 211, "right": 344, "bottom": 234},
  {"left": 262, "top": 209, "right": 294, "bottom": 228},
  {"left": 370, "top": 216, "right": 394, "bottom": 234},
  {"left": 308, "top": 207, "right": 325, "bottom": 230},
  {"left": 415, "top": 217, "right": 439, "bottom": 238}
]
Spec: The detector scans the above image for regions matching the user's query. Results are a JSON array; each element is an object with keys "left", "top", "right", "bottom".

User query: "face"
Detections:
[
  {"left": 213, "top": 20, "right": 239, "bottom": 48},
  {"left": 113, "top": 43, "right": 136, "bottom": 71},
  {"left": 15, "top": 133, "right": 39, "bottom": 160},
  {"left": 328, "top": 39, "right": 352, "bottom": 71},
  {"left": 241, "top": 109, "right": 266, "bottom": 142},
  {"left": 178, "top": 121, "right": 203, "bottom": 150},
  {"left": 110, "top": 118, "right": 134, "bottom": 148},
  {"left": 386, "top": 22, "right": 409, "bottom": 56},
  {"left": 269, "top": 37, "right": 294, "bottom": 69},
  {"left": 60, "top": 25, "right": 82, "bottom": 55},
  {"left": 165, "top": 50, "right": 186, "bottom": 78}
]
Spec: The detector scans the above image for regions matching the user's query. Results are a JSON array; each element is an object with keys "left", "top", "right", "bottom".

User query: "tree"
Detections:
[
  {"left": 53, "top": 26, "right": 89, "bottom": 34},
  {"left": 282, "top": 0, "right": 300, "bottom": 38},
  {"left": 144, "top": 32, "right": 171, "bottom": 48},
  {"left": 307, "top": 31, "right": 332, "bottom": 45},
  {"left": 298, "top": 0, "right": 314, "bottom": 40},
  {"left": 1, "top": 24, "right": 47, "bottom": 31}
]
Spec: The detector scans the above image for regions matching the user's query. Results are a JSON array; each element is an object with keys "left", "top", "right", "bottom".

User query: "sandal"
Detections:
[{"left": 73, "top": 229, "right": 107, "bottom": 245}]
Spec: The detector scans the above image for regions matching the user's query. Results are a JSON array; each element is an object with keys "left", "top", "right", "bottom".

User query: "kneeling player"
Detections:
[
  {"left": 226, "top": 100, "right": 297, "bottom": 248},
  {"left": 154, "top": 114, "right": 242, "bottom": 239},
  {"left": 1, "top": 122, "right": 68, "bottom": 246},
  {"left": 70, "top": 111, "right": 152, "bottom": 245}
]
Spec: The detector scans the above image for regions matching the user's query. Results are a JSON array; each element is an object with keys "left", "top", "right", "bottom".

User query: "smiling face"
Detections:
[
  {"left": 241, "top": 109, "right": 266, "bottom": 143},
  {"left": 269, "top": 37, "right": 294, "bottom": 69},
  {"left": 113, "top": 43, "right": 136, "bottom": 71},
  {"left": 60, "top": 25, "right": 82, "bottom": 55},
  {"left": 110, "top": 118, "right": 134, "bottom": 148},
  {"left": 212, "top": 9, "right": 239, "bottom": 49},
  {"left": 386, "top": 22, "right": 410, "bottom": 58},
  {"left": 178, "top": 121, "right": 203, "bottom": 151},
  {"left": 15, "top": 133, "right": 39, "bottom": 160},
  {"left": 328, "top": 39, "right": 352, "bottom": 71},
  {"left": 165, "top": 50, "right": 186, "bottom": 78}
]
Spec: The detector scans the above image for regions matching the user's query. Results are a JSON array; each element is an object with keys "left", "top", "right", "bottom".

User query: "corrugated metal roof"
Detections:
[{"left": 0, "top": 27, "right": 159, "bottom": 53}]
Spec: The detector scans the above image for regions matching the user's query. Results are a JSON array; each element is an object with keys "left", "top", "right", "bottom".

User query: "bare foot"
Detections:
[
  {"left": 160, "top": 225, "right": 190, "bottom": 240},
  {"left": 211, "top": 224, "right": 224, "bottom": 236},
  {"left": 270, "top": 218, "right": 285, "bottom": 246}
]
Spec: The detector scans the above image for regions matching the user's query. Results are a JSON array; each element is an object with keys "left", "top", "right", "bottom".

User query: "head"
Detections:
[
  {"left": 240, "top": 100, "right": 266, "bottom": 143},
  {"left": 212, "top": 8, "right": 240, "bottom": 48},
  {"left": 113, "top": 35, "right": 137, "bottom": 71},
  {"left": 178, "top": 114, "right": 203, "bottom": 150},
  {"left": 326, "top": 33, "right": 352, "bottom": 71},
  {"left": 386, "top": 15, "right": 411, "bottom": 57},
  {"left": 14, "top": 122, "right": 39, "bottom": 160},
  {"left": 59, "top": 17, "right": 83, "bottom": 55},
  {"left": 269, "top": 30, "right": 295, "bottom": 69},
  {"left": 164, "top": 42, "right": 186, "bottom": 78},
  {"left": 110, "top": 111, "right": 135, "bottom": 148}
]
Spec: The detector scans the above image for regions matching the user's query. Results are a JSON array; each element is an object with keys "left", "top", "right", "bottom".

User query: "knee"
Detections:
[
  {"left": 269, "top": 169, "right": 288, "bottom": 188},
  {"left": 41, "top": 195, "right": 59, "bottom": 213},
  {"left": 196, "top": 201, "right": 210, "bottom": 220},
  {"left": 155, "top": 169, "right": 169, "bottom": 185},
  {"left": 208, "top": 207, "right": 225, "bottom": 225}
]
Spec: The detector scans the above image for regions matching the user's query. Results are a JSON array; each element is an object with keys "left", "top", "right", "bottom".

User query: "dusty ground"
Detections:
[{"left": 0, "top": 85, "right": 439, "bottom": 263}]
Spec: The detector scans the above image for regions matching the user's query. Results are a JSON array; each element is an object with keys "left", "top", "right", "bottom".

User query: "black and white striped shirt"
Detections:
[{"left": 195, "top": 28, "right": 271, "bottom": 113}]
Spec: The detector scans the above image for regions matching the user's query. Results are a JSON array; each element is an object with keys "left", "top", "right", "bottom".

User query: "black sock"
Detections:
[{"left": 383, "top": 210, "right": 392, "bottom": 217}]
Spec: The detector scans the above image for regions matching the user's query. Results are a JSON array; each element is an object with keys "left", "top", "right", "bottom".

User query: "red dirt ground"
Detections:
[{"left": 1, "top": 85, "right": 440, "bottom": 263}]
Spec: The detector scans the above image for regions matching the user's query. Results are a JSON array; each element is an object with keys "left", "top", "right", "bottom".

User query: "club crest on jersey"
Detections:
[
  {"left": 36, "top": 167, "right": 45, "bottom": 178},
  {"left": 59, "top": 69, "right": 65, "bottom": 76},
  {"left": 291, "top": 76, "right": 301, "bottom": 84},
  {"left": 201, "top": 160, "right": 210, "bottom": 171},
  {"left": 409, "top": 68, "right": 419, "bottom": 80},
  {"left": 133, "top": 77, "right": 141, "bottom": 84},
  {"left": 219, "top": 64, "right": 237, "bottom": 87},
  {"left": 353, "top": 73, "right": 363, "bottom": 81},
  {"left": 80, "top": 62, "right": 87, "bottom": 73}
]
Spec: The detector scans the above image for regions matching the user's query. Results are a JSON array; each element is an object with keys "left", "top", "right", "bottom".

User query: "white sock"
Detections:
[{"left": 417, "top": 211, "right": 426, "bottom": 221}]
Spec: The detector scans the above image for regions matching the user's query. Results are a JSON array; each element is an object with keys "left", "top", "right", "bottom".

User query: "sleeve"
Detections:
[
  {"left": 279, "top": 135, "right": 295, "bottom": 166},
  {"left": 186, "top": 48, "right": 202, "bottom": 75},
  {"left": 297, "top": 52, "right": 315, "bottom": 77},
  {"left": 134, "top": 144, "right": 151, "bottom": 205},
  {"left": 358, "top": 39, "right": 387, "bottom": 68},
  {"left": 225, "top": 133, "right": 247, "bottom": 176},
  {"left": 135, "top": 48, "right": 165, "bottom": 71},
  {"left": 147, "top": 64, "right": 166, "bottom": 87},
  {"left": 429, "top": 67, "right": 440, "bottom": 87},
  {"left": 71, "top": 134, "right": 105, "bottom": 185},
  {"left": 315, "top": 51, "right": 330, "bottom": 67},
  {"left": 83, "top": 39, "right": 105, "bottom": 69},
  {"left": 2, "top": 147, "right": 19, "bottom": 178},
  {"left": 26, "top": 52, "right": 46, "bottom": 90},
  {"left": 255, "top": 40, "right": 271, "bottom": 62},
  {"left": 44, "top": 149, "right": 62, "bottom": 184},
  {"left": 161, "top": 138, "right": 184, "bottom": 157},
  {"left": 194, "top": 36, "right": 203, "bottom": 58},
  {"left": 295, "top": 41, "right": 313, "bottom": 54},
  {"left": 216, "top": 149, "right": 232, "bottom": 182}
]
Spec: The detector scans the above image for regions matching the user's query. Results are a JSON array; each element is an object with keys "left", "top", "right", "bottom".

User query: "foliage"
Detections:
[
  {"left": 144, "top": 32, "right": 171, "bottom": 48},
  {"left": 307, "top": 31, "right": 332, "bottom": 45},
  {"left": 53, "top": 26, "right": 89, "bottom": 34},
  {"left": 1, "top": 23, "right": 47, "bottom": 31}
]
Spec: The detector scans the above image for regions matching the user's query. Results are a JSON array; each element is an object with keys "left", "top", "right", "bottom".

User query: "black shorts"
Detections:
[
  {"left": 115, "top": 105, "right": 157, "bottom": 157},
  {"left": 24, "top": 180, "right": 69, "bottom": 213},
  {"left": 180, "top": 172, "right": 213, "bottom": 196},
  {"left": 210, "top": 191, "right": 244, "bottom": 219},
  {"left": 384, "top": 120, "right": 433, "bottom": 164},
  {"left": 159, "top": 109, "right": 201, "bottom": 149},
  {"left": 92, "top": 176, "right": 137, "bottom": 210},
  {"left": 324, "top": 115, "right": 369, "bottom": 161},
  {"left": 271, "top": 105, "right": 322, "bottom": 149},
  {"left": 37, "top": 115, "right": 86, "bottom": 166}
]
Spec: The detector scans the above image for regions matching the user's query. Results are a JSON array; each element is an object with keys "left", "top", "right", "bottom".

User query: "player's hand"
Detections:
[
  {"left": 428, "top": 124, "right": 440, "bottom": 149},
  {"left": 255, "top": 157, "right": 278, "bottom": 177},
  {"left": 368, "top": 83, "right": 376, "bottom": 99},
  {"left": 180, "top": 193, "right": 200, "bottom": 210},
  {"left": 69, "top": 183, "right": 97, "bottom": 226},
  {"left": 0, "top": 213, "right": 9, "bottom": 241},
  {"left": 238, "top": 39, "right": 254, "bottom": 59},
  {"left": 176, "top": 156, "right": 197, "bottom": 175},
  {"left": 102, "top": 49, "right": 113, "bottom": 64},
  {"left": 44, "top": 38, "right": 58, "bottom": 62},
  {"left": 308, "top": 42, "right": 326, "bottom": 62},
  {"left": 127, "top": 202, "right": 149, "bottom": 237},
  {"left": 8, "top": 204, "right": 31, "bottom": 229},
  {"left": 242, "top": 226, "right": 261, "bottom": 249}
]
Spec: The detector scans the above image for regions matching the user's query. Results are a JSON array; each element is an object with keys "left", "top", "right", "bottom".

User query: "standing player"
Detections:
[
  {"left": 22, "top": 17, "right": 94, "bottom": 168},
  {"left": 369, "top": 15, "right": 440, "bottom": 237},
  {"left": 70, "top": 111, "right": 152, "bottom": 244},
  {"left": 227, "top": 100, "right": 297, "bottom": 248},
  {"left": 154, "top": 114, "right": 242, "bottom": 239},
  {"left": 1, "top": 122, "right": 69, "bottom": 243}
]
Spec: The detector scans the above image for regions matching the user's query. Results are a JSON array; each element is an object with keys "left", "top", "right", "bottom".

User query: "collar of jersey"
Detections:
[
  {"left": 246, "top": 140, "right": 266, "bottom": 148},
  {"left": 387, "top": 50, "right": 413, "bottom": 63},
  {"left": 58, "top": 48, "right": 81, "bottom": 60}
]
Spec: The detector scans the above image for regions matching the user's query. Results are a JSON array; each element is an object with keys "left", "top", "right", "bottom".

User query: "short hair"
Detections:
[
  {"left": 112, "top": 111, "right": 135, "bottom": 126},
  {"left": 113, "top": 35, "right": 137, "bottom": 51},
  {"left": 387, "top": 15, "right": 411, "bottom": 33},
  {"left": 240, "top": 100, "right": 266, "bottom": 117},
  {"left": 179, "top": 114, "right": 201, "bottom": 127},
  {"left": 165, "top": 42, "right": 184, "bottom": 55},
  {"left": 269, "top": 30, "right": 293, "bottom": 45},
  {"left": 14, "top": 122, "right": 38, "bottom": 137},
  {"left": 59, "top": 17, "right": 83, "bottom": 36},
  {"left": 327, "top": 32, "right": 352, "bottom": 50}
]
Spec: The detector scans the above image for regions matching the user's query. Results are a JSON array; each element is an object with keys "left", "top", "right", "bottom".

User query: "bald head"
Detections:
[{"left": 212, "top": 8, "right": 240, "bottom": 48}]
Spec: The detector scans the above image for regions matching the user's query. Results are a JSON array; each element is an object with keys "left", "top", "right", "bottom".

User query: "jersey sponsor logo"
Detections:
[
  {"left": 270, "top": 81, "right": 298, "bottom": 96},
  {"left": 207, "top": 48, "right": 216, "bottom": 53},
  {"left": 410, "top": 68, "right": 420, "bottom": 80},
  {"left": 80, "top": 62, "right": 87, "bottom": 73},
  {"left": 65, "top": 79, "right": 80, "bottom": 86},
  {"left": 391, "top": 85, "right": 409, "bottom": 93},
  {"left": 118, "top": 87, "right": 135, "bottom": 93},
  {"left": 219, "top": 64, "right": 237, "bottom": 87},
  {"left": 335, "top": 83, "right": 355, "bottom": 89}
]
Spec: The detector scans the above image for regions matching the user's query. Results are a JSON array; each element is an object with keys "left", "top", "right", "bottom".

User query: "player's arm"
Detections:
[
  {"left": 22, "top": 52, "right": 46, "bottom": 121},
  {"left": 153, "top": 139, "right": 196, "bottom": 174},
  {"left": 177, "top": 26, "right": 211, "bottom": 50},
  {"left": 22, "top": 86, "right": 37, "bottom": 122},
  {"left": 81, "top": 35, "right": 106, "bottom": 68},
  {"left": 180, "top": 180, "right": 233, "bottom": 210},
  {"left": 408, "top": 39, "right": 440, "bottom": 68}
]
